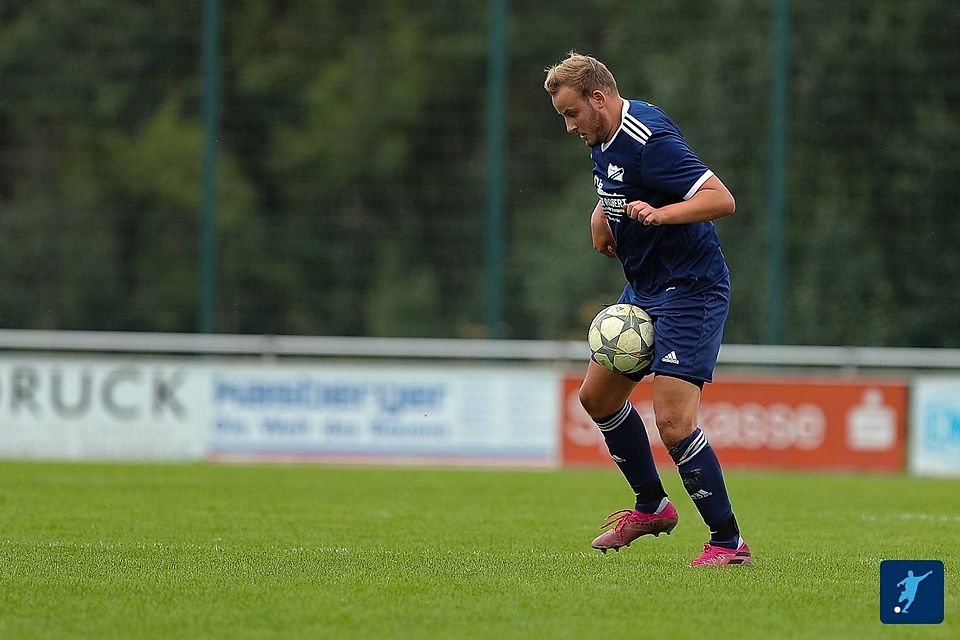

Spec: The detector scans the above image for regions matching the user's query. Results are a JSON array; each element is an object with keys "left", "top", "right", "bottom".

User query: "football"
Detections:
[{"left": 587, "top": 304, "right": 655, "bottom": 374}]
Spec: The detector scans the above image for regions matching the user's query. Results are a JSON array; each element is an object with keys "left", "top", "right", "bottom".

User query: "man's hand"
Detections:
[
  {"left": 591, "top": 203, "right": 617, "bottom": 258},
  {"left": 624, "top": 176, "right": 737, "bottom": 226},
  {"left": 626, "top": 200, "right": 664, "bottom": 225}
]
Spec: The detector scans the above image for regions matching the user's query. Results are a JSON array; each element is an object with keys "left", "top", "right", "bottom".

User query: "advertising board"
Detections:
[
  {"left": 909, "top": 377, "right": 960, "bottom": 477},
  {"left": 0, "top": 356, "right": 557, "bottom": 467},
  {"left": 0, "top": 356, "right": 208, "bottom": 460},
  {"left": 209, "top": 364, "right": 558, "bottom": 466},
  {"left": 561, "top": 374, "right": 907, "bottom": 471}
]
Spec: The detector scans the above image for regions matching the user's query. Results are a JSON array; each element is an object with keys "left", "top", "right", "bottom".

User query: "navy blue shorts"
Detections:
[{"left": 616, "top": 277, "right": 730, "bottom": 384}]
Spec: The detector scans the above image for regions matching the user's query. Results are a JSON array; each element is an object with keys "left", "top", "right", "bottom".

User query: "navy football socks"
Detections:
[
  {"left": 594, "top": 401, "right": 666, "bottom": 512},
  {"left": 668, "top": 427, "right": 741, "bottom": 548}
]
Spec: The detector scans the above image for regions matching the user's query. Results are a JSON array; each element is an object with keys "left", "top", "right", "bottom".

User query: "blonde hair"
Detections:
[{"left": 544, "top": 52, "right": 618, "bottom": 97}]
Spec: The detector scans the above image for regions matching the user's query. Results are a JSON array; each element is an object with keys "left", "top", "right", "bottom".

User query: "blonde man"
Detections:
[{"left": 545, "top": 52, "right": 750, "bottom": 567}]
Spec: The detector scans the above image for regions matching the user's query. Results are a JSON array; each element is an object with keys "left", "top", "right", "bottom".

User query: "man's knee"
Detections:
[
  {"left": 579, "top": 384, "right": 621, "bottom": 420},
  {"left": 655, "top": 410, "right": 696, "bottom": 449}
]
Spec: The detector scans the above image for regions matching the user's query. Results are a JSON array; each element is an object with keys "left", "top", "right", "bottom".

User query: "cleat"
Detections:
[
  {"left": 689, "top": 540, "right": 753, "bottom": 567},
  {"left": 591, "top": 502, "right": 679, "bottom": 552}
]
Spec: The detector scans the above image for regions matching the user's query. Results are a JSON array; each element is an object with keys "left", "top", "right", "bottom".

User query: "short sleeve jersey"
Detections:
[{"left": 592, "top": 99, "right": 729, "bottom": 305}]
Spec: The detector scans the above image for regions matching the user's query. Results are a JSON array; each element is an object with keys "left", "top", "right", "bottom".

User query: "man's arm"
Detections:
[
  {"left": 590, "top": 201, "right": 617, "bottom": 258},
  {"left": 625, "top": 175, "right": 736, "bottom": 226}
]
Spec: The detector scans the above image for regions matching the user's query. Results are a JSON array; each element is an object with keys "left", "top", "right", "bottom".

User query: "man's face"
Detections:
[{"left": 551, "top": 85, "right": 608, "bottom": 147}]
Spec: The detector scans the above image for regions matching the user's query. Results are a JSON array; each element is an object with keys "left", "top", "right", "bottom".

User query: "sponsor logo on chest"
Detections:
[{"left": 594, "top": 175, "right": 626, "bottom": 221}]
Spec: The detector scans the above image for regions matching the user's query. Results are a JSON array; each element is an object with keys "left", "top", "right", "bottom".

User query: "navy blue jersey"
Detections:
[{"left": 592, "top": 99, "right": 729, "bottom": 305}]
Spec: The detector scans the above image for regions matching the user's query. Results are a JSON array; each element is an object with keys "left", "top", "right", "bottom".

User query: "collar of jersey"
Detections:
[{"left": 600, "top": 99, "right": 631, "bottom": 153}]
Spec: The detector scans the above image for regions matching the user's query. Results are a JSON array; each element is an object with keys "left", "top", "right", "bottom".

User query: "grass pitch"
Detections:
[{"left": 0, "top": 462, "right": 956, "bottom": 639}]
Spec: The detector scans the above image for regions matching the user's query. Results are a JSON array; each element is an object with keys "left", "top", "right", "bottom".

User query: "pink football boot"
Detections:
[
  {"left": 689, "top": 540, "right": 753, "bottom": 567},
  {"left": 591, "top": 502, "right": 679, "bottom": 553}
]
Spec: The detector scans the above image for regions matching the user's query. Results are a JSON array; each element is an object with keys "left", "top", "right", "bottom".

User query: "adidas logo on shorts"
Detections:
[{"left": 661, "top": 351, "right": 680, "bottom": 364}]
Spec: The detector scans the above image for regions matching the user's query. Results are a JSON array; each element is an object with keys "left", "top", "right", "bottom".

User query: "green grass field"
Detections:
[{"left": 0, "top": 462, "right": 956, "bottom": 639}]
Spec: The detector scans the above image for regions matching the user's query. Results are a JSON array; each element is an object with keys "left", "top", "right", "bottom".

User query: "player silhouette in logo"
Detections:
[{"left": 897, "top": 570, "right": 933, "bottom": 612}]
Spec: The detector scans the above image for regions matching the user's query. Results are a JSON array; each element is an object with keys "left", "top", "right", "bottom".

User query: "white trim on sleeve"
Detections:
[{"left": 683, "top": 169, "right": 715, "bottom": 200}]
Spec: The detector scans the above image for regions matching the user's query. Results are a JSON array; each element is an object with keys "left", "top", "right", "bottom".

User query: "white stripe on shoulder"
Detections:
[
  {"left": 683, "top": 170, "right": 715, "bottom": 200},
  {"left": 621, "top": 126, "right": 648, "bottom": 146},
  {"left": 622, "top": 118, "right": 649, "bottom": 144},
  {"left": 624, "top": 114, "right": 652, "bottom": 138}
]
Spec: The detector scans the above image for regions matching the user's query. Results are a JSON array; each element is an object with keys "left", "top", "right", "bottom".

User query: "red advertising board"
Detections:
[{"left": 561, "top": 374, "right": 907, "bottom": 471}]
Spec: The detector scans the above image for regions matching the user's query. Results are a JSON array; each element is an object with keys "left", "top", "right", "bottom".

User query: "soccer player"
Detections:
[
  {"left": 897, "top": 570, "right": 933, "bottom": 613},
  {"left": 544, "top": 52, "right": 751, "bottom": 567}
]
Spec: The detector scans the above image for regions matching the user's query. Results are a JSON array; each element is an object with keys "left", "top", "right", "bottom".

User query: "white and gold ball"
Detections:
[{"left": 587, "top": 304, "right": 654, "bottom": 374}]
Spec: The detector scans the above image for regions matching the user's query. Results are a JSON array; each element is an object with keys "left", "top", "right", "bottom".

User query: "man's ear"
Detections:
[{"left": 589, "top": 89, "right": 607, "bottom": 109}]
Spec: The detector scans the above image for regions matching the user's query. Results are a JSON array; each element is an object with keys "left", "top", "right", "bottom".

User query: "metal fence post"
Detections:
[
  {"left": 766, "top": 0, "right": 791, "bottom": 345},
  {"left": 485, "top": 0, "right": 508, "bottom": 338},
  {"left": 200, "top": 0, "right": 222, "bottom": 334}
]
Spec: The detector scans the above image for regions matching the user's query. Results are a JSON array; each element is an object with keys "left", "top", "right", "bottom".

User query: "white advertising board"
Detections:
[
  {"left": 0, "top": 356, "right": 208, "bottom": 460},
  {"left": 209, "top": 364, "right": 558, "bottom": 466},
  {"left": 909, "top": 377, "right": 960, "bottom": 477},
  {"left": 0, "top": 356, "right": 559, "bottom": 467}
]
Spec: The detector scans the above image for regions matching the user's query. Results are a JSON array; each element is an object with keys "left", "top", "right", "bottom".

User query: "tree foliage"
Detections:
[{"left": 0, "top": 0, "right": 958, "bottom": 346}]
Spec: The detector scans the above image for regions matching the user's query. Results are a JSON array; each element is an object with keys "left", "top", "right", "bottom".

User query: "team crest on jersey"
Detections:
[{"left": 607, "top": 163, "right": 624, "bottom": 181}]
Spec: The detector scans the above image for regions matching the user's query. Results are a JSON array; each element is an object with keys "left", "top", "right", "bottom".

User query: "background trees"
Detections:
[{"left": 1, "top": 0, "right": 957, "bottom": 346}]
